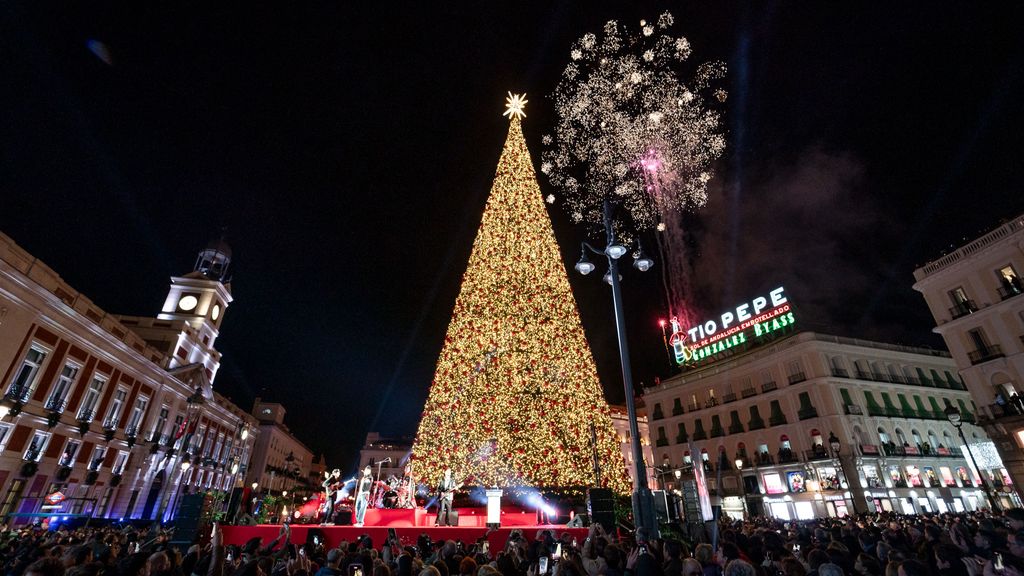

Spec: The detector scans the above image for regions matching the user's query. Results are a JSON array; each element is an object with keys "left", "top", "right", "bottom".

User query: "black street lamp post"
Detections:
[
  {"left": 574, "top": 199, "right": 658, "bottom": 538},
  {"left": 945, "top": 404, "right": 1001, "bottom": 510}
]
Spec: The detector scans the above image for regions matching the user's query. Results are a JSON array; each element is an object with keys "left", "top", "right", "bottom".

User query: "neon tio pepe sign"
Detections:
[{"left": 669, "top": 286, "right": 795, "bottom": 364}]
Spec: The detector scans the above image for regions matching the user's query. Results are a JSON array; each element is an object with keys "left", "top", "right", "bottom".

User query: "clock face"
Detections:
[
  {"left": 178, "top": 295, "right": 199, "bottom": 312},
  {"left": 212, "top": 304, "right": 221, "bottom": 320}
]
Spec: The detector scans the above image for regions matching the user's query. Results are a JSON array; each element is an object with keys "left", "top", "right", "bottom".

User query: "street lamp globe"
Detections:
[
  {"left": 575, "top": 250, "right": 596, "bottom": 275},
  {"left": 674, "top": 469, "right": 681, "bottom": 479},
  {"left": 180, "top": 454, "right": 191, "bottom": 471},
  {"left": 252, "top": 482, "right": 259, "bottom": 490},
  {"left": 735, "top": 459, "right": 744, "bottom": 471},
  {"left": 605, "top": 244, "right": 628, "bottom": 259},
  {"left": 945, "top": 404, "right": 962, "bottom": 426}
]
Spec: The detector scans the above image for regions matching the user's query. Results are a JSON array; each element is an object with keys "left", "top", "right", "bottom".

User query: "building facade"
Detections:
[
  {"left": 357, "top": 433, "right": 412, "bottom": 485},
  {"left": 0, "top": 232, "right": 258, "bottom": 523},
  {"left": 246, "top": 398, "right": 314, "bottom": 495},
  {"left": 609, "top": 406, "right": 657, "bottom": 490},
  {"left": 913, "top": 213, "right": 1024, "bottom": 506},
  {"left": 643, "top": 331, "right": 999, "bottom": 520}
]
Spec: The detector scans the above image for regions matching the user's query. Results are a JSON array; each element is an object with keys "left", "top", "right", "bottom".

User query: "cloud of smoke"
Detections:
[{"left": 689, "top": 147, "right": 885, "bottom": 334}]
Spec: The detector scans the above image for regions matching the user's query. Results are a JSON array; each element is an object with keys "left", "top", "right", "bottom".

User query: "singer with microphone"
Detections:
[{"left": 354, "top": 465, "right": 372, "bottom": 526}]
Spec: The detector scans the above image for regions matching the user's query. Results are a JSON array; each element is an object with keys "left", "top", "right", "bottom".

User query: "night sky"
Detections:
[{"left": 2, "top": 2, "right": 1023, "bottom": 470}]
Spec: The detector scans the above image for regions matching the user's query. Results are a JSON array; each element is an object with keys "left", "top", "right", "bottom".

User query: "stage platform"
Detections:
[
  {"left": 221, "top": 525, "right": 587, "bottom": 552},
  {"left": 360, "top": 507, "right": 544, "bottom": 528}
]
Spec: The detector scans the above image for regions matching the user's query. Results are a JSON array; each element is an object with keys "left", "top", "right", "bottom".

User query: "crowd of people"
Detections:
[{"left": 1, "top": 508, "right": 1023, "bottom": 576}]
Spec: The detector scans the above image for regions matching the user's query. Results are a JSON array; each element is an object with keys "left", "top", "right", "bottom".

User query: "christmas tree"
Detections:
[{"left": 411, "top": 94, "right": 630, "bottom": 493}]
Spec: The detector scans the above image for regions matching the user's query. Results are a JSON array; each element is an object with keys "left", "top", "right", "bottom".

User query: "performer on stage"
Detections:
[
  {"left": 320, "top": 468, "right": 341, "bottom": 525},
  {"left": 398, "top": 462, "right": 415, "bottom": 509},
  {"left": 435, "top": 468, "right": 462, "bottom": 526},
  {"left": 354, "top": 465, "right": 372, "bottom": 526}
]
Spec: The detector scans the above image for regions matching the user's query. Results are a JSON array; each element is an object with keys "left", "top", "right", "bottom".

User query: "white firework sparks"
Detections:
[{"left": 542, "top": 12, "right": 727, "bottom": 230}]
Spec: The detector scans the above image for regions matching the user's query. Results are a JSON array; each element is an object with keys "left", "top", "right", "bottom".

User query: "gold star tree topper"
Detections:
[{"left": 503, "top": 92, "right": 528, "bottom": 120}]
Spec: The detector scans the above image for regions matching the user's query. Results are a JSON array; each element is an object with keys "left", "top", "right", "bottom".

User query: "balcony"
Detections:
[
  {"left": 949, "top": 300, "right": 978, "bottom": 319},
  {"left": 723, "top": 393, "right": 737, "bottom": 404},
  {"left": 855, "top": 369, "right": 873, "bottom": 380},
  {"left": 804, "top": 448, "right": 832, "bottom": 461},
  {"left": 777, "top": 449, "right": 799, "bottom": 464},
  {"left": 831, "top": 367, "right": 849, "bottom": 378},
  {"left": 710, "top": 426, "right": 725, "bottom": 438},
  {"left": 672, "top": 403, "right": 684, "bottom": 416},
  {"left": 675, "top": 433, "right": 689, "bottom": 444},
  {"left": 125, "top": 424, "right": 139, "bottom": 438},
  {"left": 43, "top": 396, "right": 67, "bottom": 413},
  {"left": 692, "top": 429, "right": 708, "bottom": 441},
  {"left": 968, "top": 345, "right": 1004, "bottom": 365},
  {"left": 688, "top": 403, "right": 700, "bottom": 412},
  {"left": 762, "top": 381, "right": 778, "bottom": 393},
  {"left": 844, "top": 404, "right": 864, "bottom": 415},
  {"left": 998, "top": 278, "right": 1023, "bottom": 300},
  {"left": 748, "top": 418, "right": 766, "bottom": 431},
  {"left": 798, "top": 407, "right": 819, "bottom": 420},
  {"left": 741, "top": 387, "right": 757, "bottom": 399},
  {"left": 3, "top": 384, "right": 31, "bottom": 405},
  {"left": 755, "top": 452, "right": 774, "bottom": 466},
  {"left": 651, "top": 409, "right": 665, "bottom": 421},
  {"left": 769, "top": 415, "right": 788, "bottom": 427},
  {"left": 76, "top": 408, "right": 95, "bottom": 423},
  {"left": 728, "top": 423, "right": 745, "bottom": 435},
  {"left": 655, "top": 437, "right": 669, "bottom": 447},
  {"left": 787, "top": 373, "right": 807, "bottom": 385}
]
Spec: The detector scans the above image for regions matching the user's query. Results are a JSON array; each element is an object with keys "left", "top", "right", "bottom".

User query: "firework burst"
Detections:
[{"left": 542, "top": 13, "right": 727, "bottom": 231}]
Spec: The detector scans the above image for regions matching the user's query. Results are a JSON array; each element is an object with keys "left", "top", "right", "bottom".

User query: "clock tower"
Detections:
[{"left": 155, "top": 238, "right": 234, "bottom": 383}]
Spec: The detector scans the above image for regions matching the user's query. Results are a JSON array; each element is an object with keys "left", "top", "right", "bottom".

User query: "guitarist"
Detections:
[{"left": 435, "top": 468, "right": 463, "bottom": 526}]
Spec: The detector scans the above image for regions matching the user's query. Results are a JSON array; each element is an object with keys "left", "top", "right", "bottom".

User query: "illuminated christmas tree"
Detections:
[{"left": 411, "top": 94, "right": 630, "bottom": 493}]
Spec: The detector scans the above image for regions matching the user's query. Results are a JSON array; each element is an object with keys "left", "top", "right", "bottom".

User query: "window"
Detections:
[
  {"left": 0, "top": 423, "right": 12, "bottom": 452},
  {"left": 170, "top": 415, "right": 184, "bottom": 448},
  {"left": 212, "top": 433, "right": 225, "bottom": 462},
  {"left": 78, "top": 376, "right": 106, "bottom": 421},
  {"left": 7, "top": 347, "right": 47, "bottom": 400},
  {"left": 46, "top": 363, "right": 80, "bottom": 412},
  {"left": 787, "top": 361, "right": 805, "bottom": 383},
  {"left": 949, "top": 286, "right": 970, "bottom": 306},
  {"left": 88, "top": 445, "right": 107, "bottom": 471},
  {"left": 105, "top": 388, "right": 128, "bottom": 428},
  {"left": 151, "top": 407, "right": 169, "bottom": 441},
  {"left": 112, "top": 451, "right": 129, "bottom": 475},
  {"left": 949, "top": 287, "right": 976, "bottom": 317},
  {"left": 125, "top": 397, "right": 148, "bottom": 434},
  {"left": 878, "top": 427, "right": 891, "bottom": 444},
  {"left": 0, "top": 480, "right": 26, "bottom": 518},
  {"left": 24, "top": 431, "right": 51, "bottom": 461},
  {"left": 59, "top": 439, "right": 81, "bottom": 467},
  {"left": 998, "top": 265, "right": 1022, "bottom": 298},
  {"left": 192, "top": 425, "right": 207, "bottom": 453}
]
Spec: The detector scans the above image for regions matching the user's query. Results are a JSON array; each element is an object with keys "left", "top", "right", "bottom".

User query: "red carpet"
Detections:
[{"left": 221, "top": 525, "right": 588, "bottom": 552}]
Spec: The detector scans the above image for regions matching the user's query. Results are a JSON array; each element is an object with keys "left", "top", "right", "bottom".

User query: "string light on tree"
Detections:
[{"left": 411, "top": 96, "right": 630, "bottom": 493}]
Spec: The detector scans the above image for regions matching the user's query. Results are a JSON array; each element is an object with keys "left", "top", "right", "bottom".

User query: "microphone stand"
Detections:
[{"left": 372, "top": 460, "right": 389, "bottom": 509}]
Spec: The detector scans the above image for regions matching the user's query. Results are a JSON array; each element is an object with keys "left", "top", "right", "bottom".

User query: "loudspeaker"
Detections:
[
  {"left": 436, "top": 509, "right": 459, "bottom": 526},
  {"left": 170, "top": 493, "right": 207, "bottom": 547},
  {"left": 587, "top": 488, "right": 615, "bottom": 532},
  {"left": 651, "top": 490, "right": 669, "bottom": 522}
]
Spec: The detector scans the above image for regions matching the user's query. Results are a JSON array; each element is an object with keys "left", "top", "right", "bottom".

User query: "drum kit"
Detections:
[{"left": 372, "top": 475, "right": 408, "bottom": 509}]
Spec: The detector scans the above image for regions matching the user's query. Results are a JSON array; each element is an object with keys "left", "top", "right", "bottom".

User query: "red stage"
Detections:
[
  {"left": 361, "top": 507, "right": 544, "bottom": 528},
  {"left": 220, "top": 525, "right": 586, "bottom": 552}
]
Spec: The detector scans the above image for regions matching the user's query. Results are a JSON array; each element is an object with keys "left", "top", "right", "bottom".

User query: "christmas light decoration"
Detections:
[{"left": 411, "top": 104, "right": 630, "bottom": 494}]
